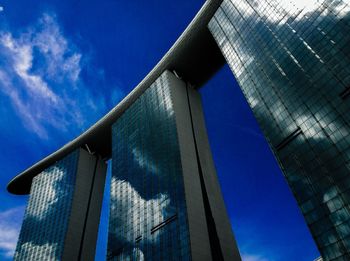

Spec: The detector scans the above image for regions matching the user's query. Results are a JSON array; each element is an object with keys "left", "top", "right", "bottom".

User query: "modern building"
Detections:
[
  {"left": 7, "top": 0, "right": 350, "bottom": 261},
  {"left": 108, "top": 70, "right": 240, "bottom": 260},
  {"left": 13, "top": 149, "right": 106, "bottom": 261},
  {"left": 208, "top": 1, "right": 350, "bottom": 260}
]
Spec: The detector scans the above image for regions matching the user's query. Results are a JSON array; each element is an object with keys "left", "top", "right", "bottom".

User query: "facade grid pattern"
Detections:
[
  {"left": 108, "top": 72, "right": 191, "bottom": 261},
  {"left": 209, "top": 1, "right": 350, "bottom": 260},
  {"left": 14, "top": 150, "right": 79, "bottom": 261}
]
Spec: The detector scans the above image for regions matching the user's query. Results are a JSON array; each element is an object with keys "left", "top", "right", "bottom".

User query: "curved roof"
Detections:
[{"left": 7, "top": 0, "right": 224, "bottom": 195}]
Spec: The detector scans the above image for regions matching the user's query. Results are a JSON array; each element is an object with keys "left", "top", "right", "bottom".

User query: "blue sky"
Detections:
[{"left": 0, "top": 1, "right": 320, "bottom": 260}]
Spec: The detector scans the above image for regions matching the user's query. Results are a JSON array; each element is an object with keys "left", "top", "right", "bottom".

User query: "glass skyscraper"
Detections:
[
  {"left": 14, "top": 149, "right": 107, "bottom": 261},
  {"left": 209, "top": 1, "right": 350, "bottom": 260},
  {"left": 14, "top": 150, "right": 79, "bottom": 261},
  {"left": 107, "top": 70, "right": 240, "bottom": 260},
  {"left": 108, "top": 71, "right": 191, "bottom": 260}
]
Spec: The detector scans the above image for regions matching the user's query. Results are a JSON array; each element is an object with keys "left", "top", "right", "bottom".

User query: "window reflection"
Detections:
[
  {"left": 14, "top": 151, "right": 79, "bottom": 261},
  {"left": 209, "top": 0, "right": 350, "bottom": 259},
  {"left": 108, "top": 72, "right": 191, "bottom": 260}
]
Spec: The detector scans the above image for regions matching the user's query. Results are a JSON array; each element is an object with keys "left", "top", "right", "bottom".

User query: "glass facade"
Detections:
[
  {"left": 108, "top": 72, "right": 191, "bottom": 260},
  {"left": 14, "top": 150, "right": 79, "bottom": 261},
  {"left": 209, "top": 1, "right": 350, "bottom": 260}
]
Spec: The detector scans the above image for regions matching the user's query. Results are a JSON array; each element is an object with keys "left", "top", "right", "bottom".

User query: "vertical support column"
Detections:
[
  {"left": 187, "top": 87, "right": 241, "bottom": 261},
  {"left": 169, "top": 72, "right": 213, "bottom": 261},
  {"left": 79, "top": 158, "right": 107, "bottom": 261},
  {"left": 62, "top": 149, "right": 107, "bottom": 261}
]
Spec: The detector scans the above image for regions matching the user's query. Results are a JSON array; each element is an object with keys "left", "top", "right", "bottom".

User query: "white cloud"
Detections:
[
  {"left": 0, "top": 206, "right": 25, "bottom": 258},
  {"left": 26, "top": 167, "right": 65, "bottom": 219},
  {"left": 110, "top": 177, "right": 169, "bottom": 243},
  {"left": 0, "top": 13, "right": 108, "bottom": 139},
  {"left": 242, "top": 253, "right": 270, "bottom": 261},
  {"left": 0, "top": 6, "right": 4, "bottom": 12},
  {"left": 0, "top": 69, "right": 48, "bottom": 137},
  {"left": 0, "top": 33, "right": 59, "bottom": 103},
  {"left": 14, "top": 242, "right": 58, "bottom": 261},
  {"left": 132, "top": 147, "right": 159, "bottom": 174},
  {"left": 32, "top": 14, "right": 82, "bottom": 83}
]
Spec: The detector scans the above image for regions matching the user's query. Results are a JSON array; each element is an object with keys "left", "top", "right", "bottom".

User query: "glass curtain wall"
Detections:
[
  {"left": 14, "top": 150, "right": 79, "bottom": 261},
  {"left": 209, "top": 1, "right": 350, "bottom": 260},
  {"left": 108, "top": 72, "right": 191, "bottom": 261}
]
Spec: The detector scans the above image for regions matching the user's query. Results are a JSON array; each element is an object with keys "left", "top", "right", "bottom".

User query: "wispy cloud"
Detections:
[
  {"left": 0, "top": 206, "right": 25, "bottom": 258},
  {"left": 233, "top": 219, "right": 279, "bottom": 261},
  {"left": 242, "top": 253, "right": 271, "bottom": 261},
  {"left": 0, "top": 13, "right": 108, "bottom": 139},
  {"left": 0, "top": 32, "right": 59, "bottom": 103},
  {"left": 0, "top": 6, "right": 4, "bottom": 12}
]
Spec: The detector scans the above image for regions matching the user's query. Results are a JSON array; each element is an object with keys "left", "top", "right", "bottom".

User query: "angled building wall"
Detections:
[
  {"left": 108, "top": 70, "right": 240, "bottom": 261},
  {"left": 14, "top": 148, "right": 107, "bottom": 261},
  {"left": 185, "top": 86, "right": 241, "bottom": 261},
  {"left": 209, "top": 1, "right": 350, "bottom": 260}
]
